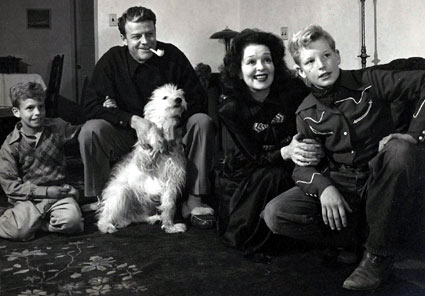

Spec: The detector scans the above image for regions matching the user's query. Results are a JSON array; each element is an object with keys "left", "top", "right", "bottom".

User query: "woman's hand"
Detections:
[{"left": 281, "top": 134, "right": 324, "bottom": 166}]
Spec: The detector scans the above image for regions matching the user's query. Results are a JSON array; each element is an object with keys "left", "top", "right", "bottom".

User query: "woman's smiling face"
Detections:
[{"left": 240, "top": 44, "right": 275, "bottom": 93}]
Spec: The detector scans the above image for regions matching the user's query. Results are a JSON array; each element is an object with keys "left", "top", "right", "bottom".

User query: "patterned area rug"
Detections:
[
  {"left": 0, "top": 158, "right": 424, "bottom": 296},
  {"left": 1, "top": 221, "right": 425, "bottom": 296}
]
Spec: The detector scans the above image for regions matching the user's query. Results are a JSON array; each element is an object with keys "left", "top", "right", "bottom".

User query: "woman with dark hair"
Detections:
[{"left": 216, "top": 29, "right": 323, "bottom": 253}]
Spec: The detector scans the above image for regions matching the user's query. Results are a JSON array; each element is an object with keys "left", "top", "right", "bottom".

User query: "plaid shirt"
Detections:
[{"left": 0, "top": 118, "right": 80, "bottom": 203}]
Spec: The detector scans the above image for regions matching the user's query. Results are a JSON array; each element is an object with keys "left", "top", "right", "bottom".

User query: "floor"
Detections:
[
  {"left": 0, "top": 210, "right": 424, "bottom": 296},
  {"left": 0, "top": 139, "right": 424, "bottom": 296}
]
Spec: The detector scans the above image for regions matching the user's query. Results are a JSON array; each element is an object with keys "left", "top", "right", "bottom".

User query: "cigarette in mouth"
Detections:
[{"left": 149, "top": 48, "right": 164, "bottom": 56}]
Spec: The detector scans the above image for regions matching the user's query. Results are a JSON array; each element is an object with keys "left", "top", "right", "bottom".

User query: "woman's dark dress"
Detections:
[{"left": 215, "top": 77, "right": 309, "bottom": 252}]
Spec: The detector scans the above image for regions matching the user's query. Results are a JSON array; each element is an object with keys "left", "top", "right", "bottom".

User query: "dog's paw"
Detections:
[
  {"left": 98, "top": 222, "right": 117, "bottom": 234},
  {"left": 146, "top": 214, "right": 161, "bottom": 225},
  {"left": 161, "top": 223, "right": 187, "bottom": 233}
]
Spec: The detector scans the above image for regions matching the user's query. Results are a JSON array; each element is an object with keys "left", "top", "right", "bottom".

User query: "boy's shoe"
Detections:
[
  {"left": 40, "top": 220, "right": 50, "bottom": 232},
  {"left": 322, "top": 247, "right": 359, "bottom": 264},
  {"left": 0, "top": 206, "right": 8, "bottom": 216},
  {"left": 342, "top": 251, "right": 393, "bottom": 290},
  {"left": 337, "top": 250, "right": 360, "bottom": 264}
]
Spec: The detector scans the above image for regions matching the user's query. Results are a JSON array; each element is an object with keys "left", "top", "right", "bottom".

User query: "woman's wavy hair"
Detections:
[{"left": 220, "top": 29, "right": 291, "bottom": 91}]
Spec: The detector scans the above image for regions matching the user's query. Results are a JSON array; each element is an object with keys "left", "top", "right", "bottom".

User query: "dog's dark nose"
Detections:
[{"left": 175, "top": 97, "right": 182, "bottom": 104}]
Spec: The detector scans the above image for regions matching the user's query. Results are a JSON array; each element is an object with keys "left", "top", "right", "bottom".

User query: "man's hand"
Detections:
[
  {"left": 378, "top": 133, "right": 417, "bottom": 152},
  {"left": 103, "top": 96, "right": 118, "bottom": 108},
  {"left": 281, "top": 134, "right": 324, "bottom": 166},
  {"left": 319, "top": 185, "right": 352, "bottom": 231}
]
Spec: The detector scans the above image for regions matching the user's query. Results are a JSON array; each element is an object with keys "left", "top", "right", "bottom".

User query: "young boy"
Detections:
[
  {"left": 0, "top": 82, "right": 84, "bottom": 241},
  {"left": 263, "top": 25, "right": 425, "bottom": 290}
]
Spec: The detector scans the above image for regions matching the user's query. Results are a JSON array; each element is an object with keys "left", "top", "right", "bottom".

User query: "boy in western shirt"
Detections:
[{"left": 263, "top": 25, "right": 425, "bottom": 290}]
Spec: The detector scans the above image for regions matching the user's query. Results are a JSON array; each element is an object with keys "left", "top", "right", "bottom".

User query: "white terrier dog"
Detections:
[{"left": 97, "top": 84, "right": 187, "bottom": 234}]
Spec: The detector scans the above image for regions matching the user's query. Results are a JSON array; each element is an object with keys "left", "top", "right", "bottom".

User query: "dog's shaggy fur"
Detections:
[{"left": 97, "top": 84, "right": 187, "bottom": 234}]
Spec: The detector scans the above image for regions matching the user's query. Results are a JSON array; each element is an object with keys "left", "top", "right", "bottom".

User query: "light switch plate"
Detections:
[
  {"left": 109, "top": 14, "right": 117, "bottom": 26},
  {"left": 280, "top": 26, "right": 288, "bottom": 40}
]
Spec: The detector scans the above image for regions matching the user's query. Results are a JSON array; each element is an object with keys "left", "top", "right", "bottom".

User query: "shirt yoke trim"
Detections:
[
  {"left": 296, "top": 172, "right": 322, "bottom": 185},
  {"left": 303, "top": 111, "right": 325, "bottom": 124},
  {"left": 334, "top": 85, "right": 372, "bottom": 104},
  {"left": 413, "top": 99, "right": 425, "bottom": 118},
  {"left": 309, "top": 126, "right": 334, "bottom": 135},
  {"left": 353, "top": 100, "right": 373, "bottom": 124}
]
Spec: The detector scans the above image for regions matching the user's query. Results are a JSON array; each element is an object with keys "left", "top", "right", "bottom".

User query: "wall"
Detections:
[
  {"left": 1, "top": 1, "right": 423, "bottom": 103},
  {"left": 76, "top": 0, "right": 95, "bottom": 103},
  {"left": 96, "top": 0, "right": 240, "bottom": 72},
  {"left": 97, "top": 0, "right": 425, "bottom": 72},
  {"left": 0, "top": 0, "right": 75, "bottom": 100},
  {"left": 239, "top": 0, "right": 425, "bottom": 69}
]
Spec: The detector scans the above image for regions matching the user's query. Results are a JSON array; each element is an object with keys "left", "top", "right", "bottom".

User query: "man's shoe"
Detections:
[
  {"left": 190, "top": 214, "right": 215, "bottom": 229},
  {"left": 182, "top": 195, "right": 215, "bottom": 229},
  {"left": 342, "top": 251, "right": 393, "bottom": 290},
  {"left": 183, "top": 203, "right": 216, "bottom": 229}
]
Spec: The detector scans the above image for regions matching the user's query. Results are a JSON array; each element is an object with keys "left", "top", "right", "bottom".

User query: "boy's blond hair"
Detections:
[
  {"left": 289, "top": 25, "right": 336, "bottom": 65},
  {"left": 10, "top": 82, "right": 45, "bottom": 108}
]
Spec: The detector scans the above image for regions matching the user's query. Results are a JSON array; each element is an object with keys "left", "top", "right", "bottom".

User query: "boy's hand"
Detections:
[
  {"left": 47, "top": 186, "right": 67, "bottom": 199},
  {"left": 282, "top": 134, "right": 324, "bottom": 166},
  {"left": 47, "top": 185, "right": 77, "bottom": 200},
  {"left": 319, "top": 185, "right": 352, "bottom": 231},
  {"left": 67, "top": 185, "right": 80, "bottom": 201},
  {"left": 378, "top": 133, "right": 417, "bottom": 152}
]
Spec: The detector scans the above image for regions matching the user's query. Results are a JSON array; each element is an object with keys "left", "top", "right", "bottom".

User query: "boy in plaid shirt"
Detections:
[{"left": 0, "top": 82, "right": 83, "bottom": 241}]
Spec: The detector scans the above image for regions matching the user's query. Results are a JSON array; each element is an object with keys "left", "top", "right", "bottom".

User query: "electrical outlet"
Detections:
[
  {"left": 280, "top": 26, "right": 288, "bottom": 40},
  {"left": 109, "top": 13, "right": 117, "bottom": 26}
]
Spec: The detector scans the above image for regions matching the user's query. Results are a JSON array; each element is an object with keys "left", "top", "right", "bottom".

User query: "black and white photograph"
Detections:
[
  {"left": 27, "top": 9, "right": 51, "bottom": 29},
  {"left": 0, "top": 1, "right": 424, "bottom": 295}
]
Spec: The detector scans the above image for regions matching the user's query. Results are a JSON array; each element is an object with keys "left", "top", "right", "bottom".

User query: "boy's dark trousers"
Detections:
[{"left": 263, "top": 139, "right": 418, "bottom": 256}]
